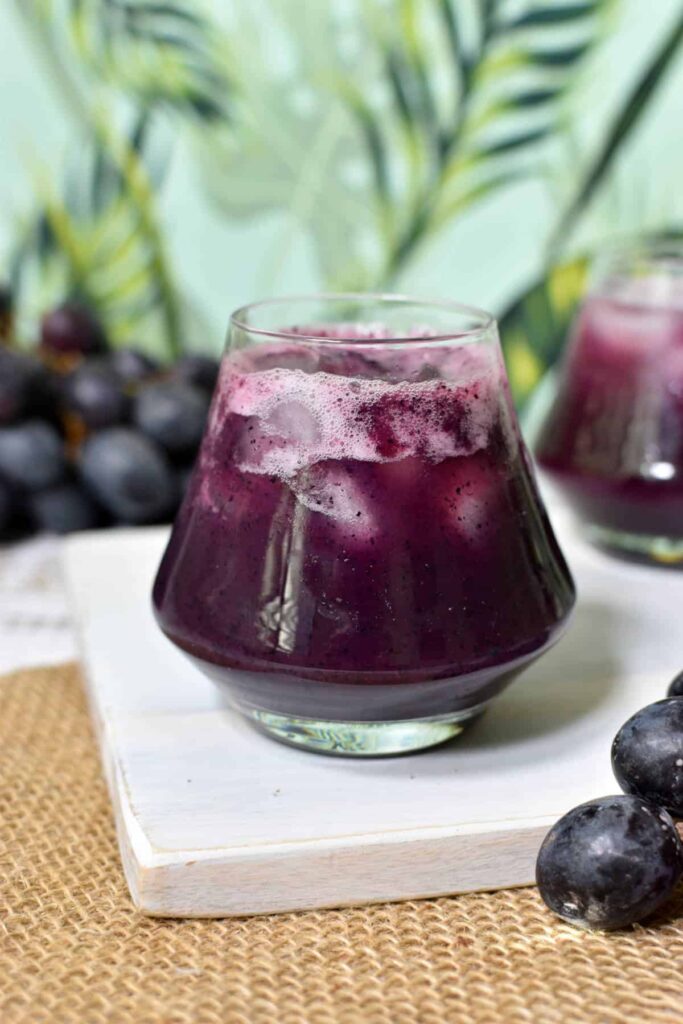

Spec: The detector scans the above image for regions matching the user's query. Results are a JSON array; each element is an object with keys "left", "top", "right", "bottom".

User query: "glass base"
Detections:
[
  {"left": 243, "top": 705, "right": 487, "bottom": 757},
  {"left": 586, "top": 523, "right": 683, "bottom": 566}
]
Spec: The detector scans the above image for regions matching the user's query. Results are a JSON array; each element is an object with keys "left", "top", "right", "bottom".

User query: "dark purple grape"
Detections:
[
  {"left": 41, "top": 302, "right": 107, "bottom": 356},
  {"left": 133, "top": 382, "right": 209, "bottom": 456},
  {"left": 109, "top": 348, "right": 158, "bottom": 385},
  {"left": 171, "top": 354, "right": 219, "bottom": 394},
  {"left": 0, "top": 477, "right": 13, "bottom": 533},
  {"left": 80, "top": 428, "right": 176, "bottom": 524},
  {"left": 536, "top": 795, "right": 682, "bottom": 930},
  {"left": 61, "top": 361, "right": 129, "bottom": 429},
  {"left": 175, "top": 461, "right": 195, "bottom": 497},
  {"left": 667, "top": 672, "right": 683, "bottom": 698},
  {"left": 0, "top": 283, "right": 13, "bottom": 338},
  {"left": 0, "top": 350, "right": 50, "bottom": 424},
  {"left": 0, "top": 420, "right": 66, "bottom": 491},
  {"left": 612, "top": 699, "right": 683, "bottom": 818},
  {"left": 27, "top": 482, "right": 102, "bottom": 535}
]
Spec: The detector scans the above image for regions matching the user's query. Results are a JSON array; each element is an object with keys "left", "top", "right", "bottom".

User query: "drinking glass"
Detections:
[
  {"left": 153, "top": 295, "right": 575, "bottom": 755},
  {"left": 535, "top": 242, "right": 683, "bottom": 564}
]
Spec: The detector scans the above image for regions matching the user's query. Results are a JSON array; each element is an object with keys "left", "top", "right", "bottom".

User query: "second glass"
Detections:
[
  {"left": 153, "top": 296, "right": 575, "bottom": 755},
  {"left": 536, "top": 242, "right": 683, "bottom": 564}
]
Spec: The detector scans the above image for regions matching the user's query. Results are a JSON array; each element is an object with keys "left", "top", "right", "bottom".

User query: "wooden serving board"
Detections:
[{"left": 62, "top": 508, "right": 683, "bottom": 918}]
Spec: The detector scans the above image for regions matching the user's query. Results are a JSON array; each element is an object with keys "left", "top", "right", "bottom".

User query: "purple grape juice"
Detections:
[
  {"left": 536, "top": 276, "right": 683, "bottom": 560},
  {"left": 154, "top": 320, "right": 573, "bottom": 754}
]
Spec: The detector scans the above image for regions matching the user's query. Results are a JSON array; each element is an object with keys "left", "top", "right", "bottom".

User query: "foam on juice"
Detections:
[{"left": 202, "top": 339, "right": 502, "bottom": 537}]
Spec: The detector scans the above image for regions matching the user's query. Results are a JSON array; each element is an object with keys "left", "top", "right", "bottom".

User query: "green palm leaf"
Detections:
[
  {"left": 507, "top": 3, "right": 603, "bottom": 28},
  {"left": 498, "top": 257, "right": 589, "bottom": 407},
  {"left": 341, "top": 0, "right": 612, "bottom": 283},
  {"left": 167, "top": 0, "right": 613, "bottom": 290},
  {"left": 192, "top": 2, "right": 378, "bottom": 290},
  {"left": 547, "top": 7, "right": 683, "bottom": 259},
  {"left": 17, "top": 0, "right": 232, "bottom": 122},
  {"left": 432, "top": 0, "right": 611, "bottom": 213},
  {"left": 12, "top": 115, "right": 184, "bottom": 358},
  {"left": 500, "top": 225, "right": 683, "bottom": 413}
]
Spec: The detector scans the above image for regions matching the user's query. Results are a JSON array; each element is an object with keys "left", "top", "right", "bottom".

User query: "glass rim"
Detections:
[
  {"left": 229, "top": 292, "right": 497, "bottom": 346},
  {"left": 595, "top": 237, "right": 683, "bottom": 277}
]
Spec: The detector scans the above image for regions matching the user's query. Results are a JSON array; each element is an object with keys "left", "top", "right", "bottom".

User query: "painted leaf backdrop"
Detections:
[
  {"left": 11, "top": 114, "right": 186, "bottom": 357},
  {"left": 193, "top": 0, "right": 613, "bottom": 288},
  {"left": 6, "top": 0, "right": 683, "bottom": 385}
]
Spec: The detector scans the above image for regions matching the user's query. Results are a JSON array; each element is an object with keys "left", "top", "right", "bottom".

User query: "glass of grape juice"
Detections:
[
  {"left": 535, "top": 242, "right": 683, "bottom": 565},
  {"left": 153, "top": 295, "right": 575, "bottom": 755}
]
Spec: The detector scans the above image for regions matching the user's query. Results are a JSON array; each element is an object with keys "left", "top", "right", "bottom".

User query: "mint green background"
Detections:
[{"left": 1, "top": 1, "right": 682, "bottom": 353}]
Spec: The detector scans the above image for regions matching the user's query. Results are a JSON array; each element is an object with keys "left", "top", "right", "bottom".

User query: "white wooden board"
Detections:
[{"left": 62, "top": 507, "right": 683, "bottom": 918}]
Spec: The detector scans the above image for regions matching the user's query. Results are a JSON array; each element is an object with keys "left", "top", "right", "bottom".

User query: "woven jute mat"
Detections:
[{"left": 1, "top": 664, "right": 683, "bottom": 1024}]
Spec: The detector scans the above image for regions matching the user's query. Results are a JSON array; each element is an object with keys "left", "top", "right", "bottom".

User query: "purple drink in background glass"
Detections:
[
  {"left": 153, "top": 296, "right": 574, "bottom": 755},
  {"left": 536, "top": 244, "right": 683, "bottom": 564}
]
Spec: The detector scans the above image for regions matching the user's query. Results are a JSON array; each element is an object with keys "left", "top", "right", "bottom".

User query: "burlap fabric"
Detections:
[{"left": 1, "top": 664, "right": 683, "bottom": 1024}]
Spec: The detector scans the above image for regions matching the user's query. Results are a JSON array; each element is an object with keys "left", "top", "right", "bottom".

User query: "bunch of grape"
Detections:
[
  {"left": 536, "top": 671, "right": 683, "bottom": 931},
  {"left": 0, "top": 296, "right": 218, "bottom": 538}
]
